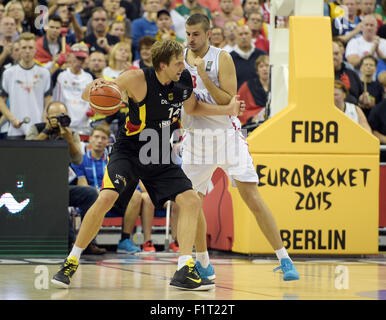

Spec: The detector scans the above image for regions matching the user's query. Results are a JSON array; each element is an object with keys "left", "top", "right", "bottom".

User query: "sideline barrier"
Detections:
[{"left": 203, "top": 17, "right": 380, "bottom": 255}]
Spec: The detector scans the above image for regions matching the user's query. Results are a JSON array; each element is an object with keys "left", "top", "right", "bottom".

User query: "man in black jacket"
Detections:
[{"left": 333, "top": 40, "right": 363, "bottom": 105}]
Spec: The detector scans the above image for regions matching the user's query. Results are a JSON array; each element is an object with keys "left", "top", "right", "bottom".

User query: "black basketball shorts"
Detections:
[{"left": 101, "top": 147, "right": 193, "bottom": 208}]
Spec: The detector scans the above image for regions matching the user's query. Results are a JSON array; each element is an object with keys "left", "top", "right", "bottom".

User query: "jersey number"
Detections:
[{"left": 168, "top": 108, "right": 180, "bottom": 119}]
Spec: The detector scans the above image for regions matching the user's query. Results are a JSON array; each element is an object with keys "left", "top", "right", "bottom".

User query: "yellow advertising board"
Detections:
[{"left": 230, "top": 17, "right": 380, "bottom": 254}]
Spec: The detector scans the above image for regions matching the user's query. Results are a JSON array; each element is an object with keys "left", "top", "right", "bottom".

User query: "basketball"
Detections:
[{"left": 89, "top": 83, "right": 122, "bottom": 116}]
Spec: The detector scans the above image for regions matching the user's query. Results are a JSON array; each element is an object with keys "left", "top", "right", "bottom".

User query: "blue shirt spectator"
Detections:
[
  {"left": 132, "top": 16, "right": 158, "bottom": 60},
  {"left": 71, "top": 148, "right": 108, "bottom": 190}
]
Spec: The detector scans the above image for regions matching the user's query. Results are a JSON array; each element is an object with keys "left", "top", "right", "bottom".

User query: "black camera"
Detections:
[{"left": 56, "top": 114, "right": 71, "bottom": 127}]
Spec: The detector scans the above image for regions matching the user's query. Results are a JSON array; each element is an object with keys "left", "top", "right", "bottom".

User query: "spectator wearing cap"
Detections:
[
  {"left": 155, "top": 9, "right": 184, "bottom": 43},
  {"left": 131, "top": 0, "right": 162, "bottom": 60},
  {"left": 35, "top": 15, "right": 72, "bottom": 74},
  {"left": 52, "top": 43, "right": 95, "bottom": 134}
]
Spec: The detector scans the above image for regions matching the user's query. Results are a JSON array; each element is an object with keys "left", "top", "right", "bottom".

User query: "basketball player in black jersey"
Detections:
[{"left": 51, "top": 39, "right": 243, "bottom": 291}]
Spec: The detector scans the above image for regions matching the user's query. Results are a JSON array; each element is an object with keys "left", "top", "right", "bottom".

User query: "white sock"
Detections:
[
  {"left": 177, "top": 255, "right": 192, "bottom": 270},
  {"left": 68, "top": 245, "right": 84, "bottom": 261},
  {"left": 196, "top": 251, "right": 210, "bottom": 268},
  {"left": 275, "top": 247, "right": 291, "bottom": 262}
]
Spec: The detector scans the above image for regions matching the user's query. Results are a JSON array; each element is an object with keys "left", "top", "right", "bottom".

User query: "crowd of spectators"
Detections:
[{"left": 0, "top": 0, "right": 386, "bottom": 251}]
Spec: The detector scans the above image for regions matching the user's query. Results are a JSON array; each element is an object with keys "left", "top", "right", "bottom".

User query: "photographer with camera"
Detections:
[
  {"left": 26, "top": 101, "right": 82, "bottom": 163},
  {"left": 26, "top": 101, "right": 107, "bottom": 254}
]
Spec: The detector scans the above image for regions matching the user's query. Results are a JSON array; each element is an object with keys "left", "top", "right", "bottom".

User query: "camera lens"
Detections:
[{"left": 58, "top": 114, "right": 71, "bottom": 127}]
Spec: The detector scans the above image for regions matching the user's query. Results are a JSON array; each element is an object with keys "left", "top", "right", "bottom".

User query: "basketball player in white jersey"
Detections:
[{"left": 182, "top": 14, "right": 299, "bottom": 281}]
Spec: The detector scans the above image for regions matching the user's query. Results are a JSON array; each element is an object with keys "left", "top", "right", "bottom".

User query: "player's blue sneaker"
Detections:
[
  {"left": 273, "top": 258, "right": 300, "bottom": 281},
  {"left": 195, "top": 261, "right": 216, "bottom": 280},
  {"left": 117, "top": 238, "right": 141, "bottom": 253}
]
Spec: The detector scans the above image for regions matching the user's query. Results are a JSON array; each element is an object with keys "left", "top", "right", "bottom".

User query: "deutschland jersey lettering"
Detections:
[{"left": 115, "top": 67, "right": 193, "bottom": 154}]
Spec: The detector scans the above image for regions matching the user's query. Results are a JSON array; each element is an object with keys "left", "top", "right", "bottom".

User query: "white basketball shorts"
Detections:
[{"left": 181, "top": 129, "right": 259, "bottom": 194}]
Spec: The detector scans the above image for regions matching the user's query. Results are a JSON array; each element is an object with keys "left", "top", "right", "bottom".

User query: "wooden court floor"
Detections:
[{"left": 0, "top": 251, "right": 385, "bottom": 301}]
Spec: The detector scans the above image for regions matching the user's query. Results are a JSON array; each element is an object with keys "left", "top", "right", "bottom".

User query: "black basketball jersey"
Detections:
[{"left": 114, "top": 67, "right": 193, "bottom": 160}]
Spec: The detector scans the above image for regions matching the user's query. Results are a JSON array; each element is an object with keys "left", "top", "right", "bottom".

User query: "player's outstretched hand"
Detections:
[{"left": 228, "top": 95, "right": 245, "bottom": 117}]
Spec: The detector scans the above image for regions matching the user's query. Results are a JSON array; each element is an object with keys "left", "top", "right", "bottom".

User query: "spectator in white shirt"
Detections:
[
  {"left": 52, "top": 43, "right": 94, "bottom": 134},
  {"left": 0, "top": 32, "right": 52, "bottom": 139},
  {"left": 346, "top": 14, "right": 386, "bottom": 71}
]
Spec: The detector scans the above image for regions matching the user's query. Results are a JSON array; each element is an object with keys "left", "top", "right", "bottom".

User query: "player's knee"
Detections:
[
  {"left": 177, "top": 191, "right": 201, "bottom": 215},
  {"left": 98, "top": 189, "right": 119, "bottom": 208},
  {"left": 142, "top": 192, "right": 155, "bottom": 209}
]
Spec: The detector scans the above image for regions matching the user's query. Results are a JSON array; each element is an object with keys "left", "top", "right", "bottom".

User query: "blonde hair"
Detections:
[
  {"left": 109, "top": 42, "right": 132, "bottom": 70},
  {"left": 91, "top": 125, "right": 111, "bottom": 138},
  {"left": 151, "top": 39, "right": 184, "bottom": 72},
  {"left": 19, "top": 32, "right": 36, "bottom": 41},
  {"left": 5, "top": 1, "right": 25, "bottom": 23}
]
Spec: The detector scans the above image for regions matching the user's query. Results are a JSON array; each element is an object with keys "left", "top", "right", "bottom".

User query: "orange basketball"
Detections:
[{"left": 89, "top": 83, "right": 122, "bottom": 116}]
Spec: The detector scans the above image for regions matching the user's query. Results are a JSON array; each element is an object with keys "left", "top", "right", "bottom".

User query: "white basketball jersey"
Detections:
[{"left": 182, "top": 46, "right": 241, "bottom": 133}]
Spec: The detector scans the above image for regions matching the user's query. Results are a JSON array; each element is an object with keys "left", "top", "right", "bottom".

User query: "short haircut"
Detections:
[
  {"left": 186, "top": 13, "right": 211, "bottom": 32},
  {"left": 92, "top": 125, "right": 111, "bottom": 138},
  {"left": 246, "top": 11, "right": 263, "bottom": 21},
  {"left": 19, "top": 32, "right": 36, "bottom": 41},
  {"left": 151, "top": 39, "right": 183, "bottom": 72},
  {"left": 359, "top": 54, "right": 378, "bottom": 68},
  {"left": 48, "top": 15, "right": 62, "bottom": 25},
  {"left": 139, "top": 36, "right": 157, "bottom": 50},
  {"left": 91, "top": 6, "right": 108, "bottom": 17}
]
